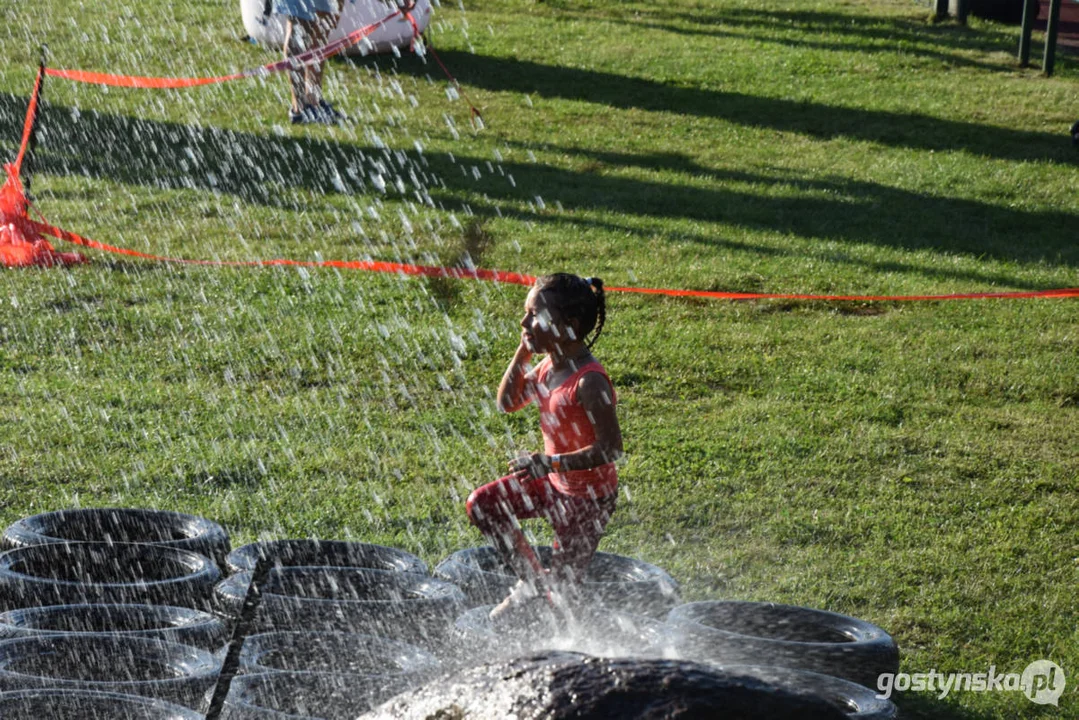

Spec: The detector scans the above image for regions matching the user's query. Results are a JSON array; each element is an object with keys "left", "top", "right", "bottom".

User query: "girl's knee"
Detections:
[
  {"left": 466, "top": 486, "right": 500, "bottom": 527},
  {"left": 465, "top": 489, "right": 484, "bottom": 525}
]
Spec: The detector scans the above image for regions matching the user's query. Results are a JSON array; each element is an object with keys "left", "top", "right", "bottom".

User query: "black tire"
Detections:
[
  {"left": 226, "top": 539, "right": 427, "bottom": 576},
  {"left": 0, "top": 542, "right": 221, "bottom": 612},
  {"left": 215, "top": 566, "right": 465, "bottom": 645},
  {"left": 666, "top": 601, "right": 900, "bottom": 690},
  {"left": 359, "top": 650, "right": 849, "bottom": 720},
  {"left": 720, "top": 665, "right": 898, "bottom": 720},
  {"left": 452, "top": 603, "right": 678, "bottom": 664},
  {"left": 2, "top": 508, "right": 231, "bottom": 569},
  {"left": 222, "top": 671, "right": 415, "bottom": 719},
  {"left": 0, "top": 688, "right": 203, "bottom": 719},
  {"left": 0, "top": 603, "right": 229, "bottom": 651},
  {"left": 0, "top": 634, "right": 220, "bottom": 711},
  {"left": 238, "top": 631, "right": 440, "bottom": 677},
  {"left": 433, "top": 546, "right": 680, "bottom": 617}
]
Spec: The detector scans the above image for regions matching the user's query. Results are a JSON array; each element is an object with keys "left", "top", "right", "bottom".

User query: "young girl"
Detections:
[{"left": 466, "top": 273, "right": 622, "bottom": 620}]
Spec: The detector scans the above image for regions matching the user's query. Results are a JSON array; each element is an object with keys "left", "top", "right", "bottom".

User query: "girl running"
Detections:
[{"left": 466, "top": 273, "right": 622, "bottom": 620}]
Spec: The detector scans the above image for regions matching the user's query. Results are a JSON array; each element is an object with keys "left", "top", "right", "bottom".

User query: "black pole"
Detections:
[
  {"left": 24, "top": 45, "right": 47, "bottom": 197},
  {"left": 203, "top": 556, "right": 273, "bottom": 720},
  {"left": 934, "top": 0, "right": 949, "bottom": 21},
  {"left": 1019, "top": 0, "right": 1039, "bottom": 66},
  {"left": 1043, "top": 0, "right": 1063, "bottom": 76}
]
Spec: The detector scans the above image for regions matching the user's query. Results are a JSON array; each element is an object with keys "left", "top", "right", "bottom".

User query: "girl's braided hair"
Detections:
[{"left": 534, "top": 273, "right": 607, "bottom": 348}]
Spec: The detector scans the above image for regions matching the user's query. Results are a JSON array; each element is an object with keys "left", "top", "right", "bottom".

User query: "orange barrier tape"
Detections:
[
  {"left": 44, "top": 10, "right": 402, "bottom": 89},
  {"left": 27, "top": 215, "right": 1078, "bottom": 301},
  {"left": 606, "top": 285, "right": 1079, "bottom": 301},
  {"left": 44, "top": 69, "right": 245, "bottom": 89},
  {"left": 27, "top": 216, "right": 536, "bottom": 286}
]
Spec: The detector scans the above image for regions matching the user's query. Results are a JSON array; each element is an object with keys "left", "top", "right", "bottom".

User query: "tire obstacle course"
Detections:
[{"left": 0, "top": 507, "right": 900, "bottom": 718}]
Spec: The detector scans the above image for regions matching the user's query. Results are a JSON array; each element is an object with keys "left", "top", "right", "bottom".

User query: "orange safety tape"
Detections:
[
  {"left": 25, "top": 215, "right": 537, "bottom": 286},
  {"left": 44, "top": 10, "right": 402, "bottom": 89},
  {"left": 605, "top": 285, "right": 1079, "bottom": 302},
  {"left": 25, "top": 214, "right": 1078, "bottom": 301}
]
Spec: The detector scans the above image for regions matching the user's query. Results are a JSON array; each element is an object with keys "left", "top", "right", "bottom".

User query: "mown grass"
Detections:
[{"left": 0, "top": 0, "right": 1076, "bottom": 716}]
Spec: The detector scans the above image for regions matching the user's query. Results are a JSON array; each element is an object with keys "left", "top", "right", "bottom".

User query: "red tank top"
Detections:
[{"left": 532, "top": 357, "right": 618, "bottom": 498}]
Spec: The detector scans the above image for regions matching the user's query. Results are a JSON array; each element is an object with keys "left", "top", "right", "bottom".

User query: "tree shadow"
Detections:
[
  {"left": 465, "top": 145, "right": 1077, "bottom": 271},
  {"left": 458, "top": 193, "right": 1065, "bottom": 292},
  {"left": 552, "top": 5, "right": 1018, "bottom": 73},
  {"left": 0, "top": 92, "right": 1075, "bottom": 288},
  {"left": 386, "top": 50, "right": 1072, "bottom": 164}
]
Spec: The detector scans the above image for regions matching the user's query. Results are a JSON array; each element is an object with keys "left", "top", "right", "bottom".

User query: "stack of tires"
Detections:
[
  {"left": 0, "top": 508, "right": 231, "bottom": 718},
  {"left": 0, "top": 509, "right": 903, "bottom": 719},
  {"left": 213, "top": 539, "right": 463, "bottom": 718},
  {"left": 662, "top": 601, "right": 901, "bottom": 719},
  {"left": 438, "top": 546, "right": 900, "bottom": 719}
]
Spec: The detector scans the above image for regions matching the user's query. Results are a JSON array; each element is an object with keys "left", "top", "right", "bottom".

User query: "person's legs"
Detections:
[
  {"left": 303, "top": 12, "right": 335, "bottom": 106},
  {"left": 547, "top": 491, "right": 617, "bottom": 586},
  {"left": 282, "top": 18, "right": 311, "bottom": 115},
  {"left": 466, "top": 473, "right": 553, "bottom": 583}
]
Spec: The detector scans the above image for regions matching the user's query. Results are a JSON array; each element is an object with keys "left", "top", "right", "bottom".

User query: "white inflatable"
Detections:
[{"left": 241, "top": 0, "right": 433, "bottom": 56}]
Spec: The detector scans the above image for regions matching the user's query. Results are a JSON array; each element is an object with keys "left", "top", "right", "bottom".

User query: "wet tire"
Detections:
[
  {"left": 226, "top": 539, "right": 427, "bottom": 576},
  {"left": 0, "top": 542, "right": 221, "bottom": 612},
  {"left": 0, "top": 634, "right": 221, "bottom": 711},
  {"left": 2, "top": 508, "right": 231, "bottom": 569},
  {"left": 238, "top": 631, "right": 440, "bottom": 677},
  {"left": 667, "top": 601, "right": 900, "bottom": 690},
  {"left": 222, "top": 671, "right": 414, "bottom": 719},
  {"left": 215, "top": 566, "right": 466, "bottom": 645},
  {"left": 452, "top": 603, "right": 678, "bottom": 664},
  {"left": 0, "top": 688, "right": 203, "bottom": 719},
  {"left": 0, "top": 603, "right": 229, "bottom": 652},
  {"left": 721, "top": 665, "right": 898, "bottom": 719},
  {"left": 434, "top": 546, "right": 680, "bottom": 617},
  {"left": 357, "top": 650, "right": 848, "bottom": 720}
]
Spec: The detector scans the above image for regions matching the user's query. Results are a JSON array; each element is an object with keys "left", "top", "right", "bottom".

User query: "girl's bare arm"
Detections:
[{"left": 496, "top": 343, "right": 535, "bottom": 413}]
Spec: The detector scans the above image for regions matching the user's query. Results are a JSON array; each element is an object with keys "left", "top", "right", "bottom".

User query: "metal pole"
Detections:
[
  {"left": 204, "top": 556, "right": 273, "bottom": 720},
  {"left": 24, "top": 45, "right": 47, "bottom": 197},
  {"left": 1019, "top": 0, "right": 1039, "bottom": 66},
  {"left": 934, "top": 0, "right": 950, "bottom": 21},
  {"left": 1043, "top": 0, "right": 1063, "bottom": 76}
]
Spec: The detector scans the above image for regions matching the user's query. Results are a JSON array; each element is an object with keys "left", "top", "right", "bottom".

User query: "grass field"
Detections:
[{"left": 0, "top": 0, "right": 1077, "bottom": 716}]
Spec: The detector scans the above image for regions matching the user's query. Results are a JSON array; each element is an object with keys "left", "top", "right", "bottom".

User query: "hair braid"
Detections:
[{"left": 587, "top": 277, "right": 605, "bottom": 348}]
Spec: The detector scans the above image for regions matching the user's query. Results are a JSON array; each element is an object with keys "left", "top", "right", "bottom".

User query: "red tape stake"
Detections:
[
  {"left": 44, "top": 10, "right": 403, "bottom": 89},
  {"left": 13, "top": 64, "right": 45, "bottom": 176},
  {"left": 25, "top": 215, "right": 1078, "bottom": 301}
]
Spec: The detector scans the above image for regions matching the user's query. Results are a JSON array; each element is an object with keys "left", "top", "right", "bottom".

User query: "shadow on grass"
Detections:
[
  {"left": 0, "top": 92, "right": 1075, "bottom": 286},
  {"left": 553, "top": 5, "right": 1019, "bottom": 73},
  {"left": 388, "top": 50, "right": 1072, "bottom": 165}
]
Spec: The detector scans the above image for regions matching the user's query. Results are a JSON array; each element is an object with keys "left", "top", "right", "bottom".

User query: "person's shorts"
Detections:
[{"left": 273, "top": 0, "right": 338, "bottom": 22}]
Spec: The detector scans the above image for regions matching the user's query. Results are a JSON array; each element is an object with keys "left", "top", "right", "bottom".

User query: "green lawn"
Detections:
[{"left": 0, "top": 0, "right": 1076, "bottom": 716}]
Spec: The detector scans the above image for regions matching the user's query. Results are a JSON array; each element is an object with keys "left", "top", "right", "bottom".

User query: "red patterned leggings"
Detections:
[{"left": 466, "top": 473, "right": 617, "bottom": 585}]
